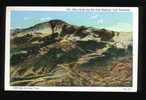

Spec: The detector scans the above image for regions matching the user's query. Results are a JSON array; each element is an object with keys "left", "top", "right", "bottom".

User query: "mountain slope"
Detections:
[{"left": 10, "top": 19, "right": 132, "bottom": 86}]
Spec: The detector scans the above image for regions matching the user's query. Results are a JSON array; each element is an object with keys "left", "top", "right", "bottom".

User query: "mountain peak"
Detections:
[{"left": 48, "top": 19, "right": 67, "bottom": 24}]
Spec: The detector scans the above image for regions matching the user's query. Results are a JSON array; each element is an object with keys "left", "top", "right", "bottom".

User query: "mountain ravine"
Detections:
[{"left": 10, "top": 19, "right": 132, "bottom": 86}]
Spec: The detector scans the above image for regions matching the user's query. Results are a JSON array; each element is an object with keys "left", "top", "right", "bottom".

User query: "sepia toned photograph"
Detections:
[{"left": 5, "top": 7, "right": 138, "bottom": 92}]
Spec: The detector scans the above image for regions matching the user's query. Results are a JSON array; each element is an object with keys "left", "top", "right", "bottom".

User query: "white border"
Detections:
[{"left": 5, "top": 6, "right": 139, "bottom": 92}]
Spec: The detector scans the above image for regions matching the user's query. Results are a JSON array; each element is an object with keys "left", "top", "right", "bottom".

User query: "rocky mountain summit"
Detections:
[{"left": 10, "top": 19, "right": 132, "bottom": 86}]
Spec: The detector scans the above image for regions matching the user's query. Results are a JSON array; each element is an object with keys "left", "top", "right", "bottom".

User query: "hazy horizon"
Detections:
[{"left": 11, "top": 11, "right": 133, "bottom": 32}]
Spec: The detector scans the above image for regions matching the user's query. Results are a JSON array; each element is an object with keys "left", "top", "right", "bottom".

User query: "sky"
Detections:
[{"left": 11, "top": 11, "right": 133, "bottom": 32}]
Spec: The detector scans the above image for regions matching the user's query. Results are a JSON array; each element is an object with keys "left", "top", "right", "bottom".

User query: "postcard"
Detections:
[{"left": 5, "top": 6, "right": 138, "bottom": 92}]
